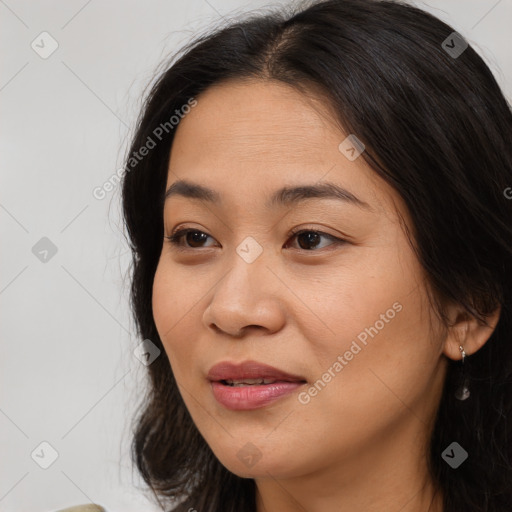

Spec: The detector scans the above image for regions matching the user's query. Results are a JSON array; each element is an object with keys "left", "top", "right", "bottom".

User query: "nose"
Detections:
[{"left": 202, "top": 250, "right": 286, "bottom": 338}]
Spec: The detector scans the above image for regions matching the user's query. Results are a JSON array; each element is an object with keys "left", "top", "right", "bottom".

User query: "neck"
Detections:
[
  {"left": 255, "top": 466, "right": 443, "bottom": 512},
  {"left": 254, "top": 413, "right": 444, "bottom": 512}
]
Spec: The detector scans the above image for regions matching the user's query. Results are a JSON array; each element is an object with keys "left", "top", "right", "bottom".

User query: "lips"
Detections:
[
  {"left": 207, "top": 360, "right": 306, "bottom": 384},
  {"left": 207, "top": 360, "right": 307, "bottom": 410}
]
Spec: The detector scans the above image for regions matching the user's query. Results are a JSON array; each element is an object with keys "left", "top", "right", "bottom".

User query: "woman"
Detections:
[{"left": 121, "top": 0, "right": 512, "bottom": 510}]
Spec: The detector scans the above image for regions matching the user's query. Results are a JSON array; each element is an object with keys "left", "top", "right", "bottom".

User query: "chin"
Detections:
[
  {"left": 207, "top": 437, "right": 303, "bottom": 480},
  {"left": 217, "top": 456, "right": 287, "bottom": 479}
]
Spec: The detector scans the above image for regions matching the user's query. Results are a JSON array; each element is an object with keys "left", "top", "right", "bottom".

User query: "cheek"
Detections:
[
  {"left": 293, "top": 245, "right": 439, "bottom": 421},
  {"left": 290, "top": 245, "right": 423, "bottom": 369},
  {"left": 284, "top": 297, "right": 440, "bottom": 476},
  {"left": 152, "top": 262, "right": 175, "bottom": 343},
  {"left": 306, "top": 281, "right": 439, "bottom": 423},
  {"left": 151, "top": 260, "right": 203, "bottom": 376}
]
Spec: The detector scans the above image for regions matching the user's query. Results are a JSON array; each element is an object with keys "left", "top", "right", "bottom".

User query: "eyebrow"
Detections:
[{"left": 164, "top": 179, "right": 373, "bottom": 211}]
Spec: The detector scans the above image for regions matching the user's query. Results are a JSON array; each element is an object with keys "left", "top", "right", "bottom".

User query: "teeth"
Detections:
[{"left": 224, "top": 378, "right": 277, "bottom": 386}]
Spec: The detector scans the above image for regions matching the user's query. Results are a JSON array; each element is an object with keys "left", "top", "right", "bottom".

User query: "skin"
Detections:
[{"left": 151, "top": 78, "right": 500, "bottom": 512}]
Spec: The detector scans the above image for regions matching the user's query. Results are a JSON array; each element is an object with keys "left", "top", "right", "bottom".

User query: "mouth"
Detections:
[
  {"left": 207, "top": 360, "right": 307, "bottom": 410},
  {"left": 220, "top": 377, "right": 290, "bottom": 386}
]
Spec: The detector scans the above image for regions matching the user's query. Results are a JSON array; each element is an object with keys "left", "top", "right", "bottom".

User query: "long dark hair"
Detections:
[{"left": 121, "top": 1, "right": 512, "bottom": 510}]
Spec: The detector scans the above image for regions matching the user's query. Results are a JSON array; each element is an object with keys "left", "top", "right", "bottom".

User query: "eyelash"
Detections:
[{"left": 165, "top": 226, "right": 346, "bottom": 253}]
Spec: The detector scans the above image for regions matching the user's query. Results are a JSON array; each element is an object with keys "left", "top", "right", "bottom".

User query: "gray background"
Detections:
[{"left": 1, "top": 1, "right": 511, "bottom": 511}]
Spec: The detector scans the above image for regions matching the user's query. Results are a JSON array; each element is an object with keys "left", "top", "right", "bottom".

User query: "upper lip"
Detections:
[{"left": 207, "top": 360, "right": 307, "bottom": 382}]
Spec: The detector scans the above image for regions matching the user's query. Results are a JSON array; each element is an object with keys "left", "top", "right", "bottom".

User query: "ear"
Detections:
[{"left": 442, "top": 303, "right": 501, "bottom": 361}]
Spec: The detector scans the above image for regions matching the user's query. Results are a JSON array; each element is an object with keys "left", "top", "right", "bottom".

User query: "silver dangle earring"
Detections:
[{"left": 455, "top": 345, "right": 470, "bottom": 400}]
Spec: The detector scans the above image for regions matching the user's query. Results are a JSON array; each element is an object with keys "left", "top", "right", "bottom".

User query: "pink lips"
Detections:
[{"left": 207, "top": 360, "right": 307, "bottom": 411}]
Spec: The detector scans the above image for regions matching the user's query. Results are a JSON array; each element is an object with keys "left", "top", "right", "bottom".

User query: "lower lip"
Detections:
[{"left": 210, "top": 381, "right": 305, "bottom": 410}]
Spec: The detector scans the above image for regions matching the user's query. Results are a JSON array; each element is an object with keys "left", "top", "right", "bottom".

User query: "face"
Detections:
[{"left": 152, "top": 79, "right": 449, "bottom": 481}]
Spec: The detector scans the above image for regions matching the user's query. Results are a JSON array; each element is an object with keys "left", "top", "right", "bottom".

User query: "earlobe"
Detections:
[{"left": 442, "top": 304, "right": 501, "bottom": 361}]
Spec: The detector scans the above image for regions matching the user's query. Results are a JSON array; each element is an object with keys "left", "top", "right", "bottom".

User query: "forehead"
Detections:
[
  {"left": 170, "top": 79, "right": 344, "bottom": 164},
  {"left": 166, "top": 79, "right": 399, "bottom": 217}
]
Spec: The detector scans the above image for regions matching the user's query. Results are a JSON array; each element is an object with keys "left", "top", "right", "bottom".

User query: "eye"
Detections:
[
  {"left": 285, "top": 228, "right": 345, "bottom": 251},
  {"left": 165, "top": 227, "right": 345, "bottom": 252},
  {"left": 165, "top": 228, "right": 217, "bottom": 250}
]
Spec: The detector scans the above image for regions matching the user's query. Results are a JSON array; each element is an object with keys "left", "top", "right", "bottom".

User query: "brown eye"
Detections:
[
  {"left": 165, "top": 228, "right": 346, "bottom": 253},
  {"left": 286, "top": 229, "right": 345, "bottom": 251},
  {"left": 166, "top": 229, "right": 216, "bottom": 249}
]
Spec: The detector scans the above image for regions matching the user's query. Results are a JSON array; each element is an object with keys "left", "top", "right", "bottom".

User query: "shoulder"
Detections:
[{"left": 54, "top": 505, "right": 106, "bottom": 512}]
